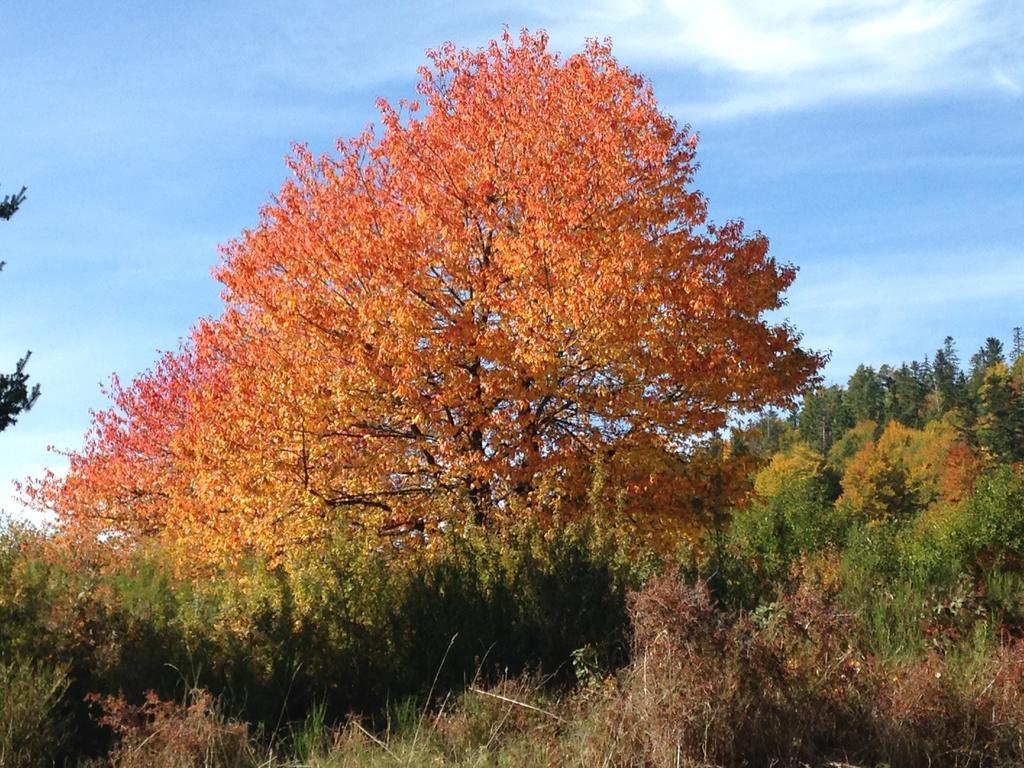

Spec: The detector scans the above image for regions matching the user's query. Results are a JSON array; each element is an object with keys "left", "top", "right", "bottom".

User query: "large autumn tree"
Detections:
[{"left": 33, "top": 31, "right": 822, "bottom": 562}]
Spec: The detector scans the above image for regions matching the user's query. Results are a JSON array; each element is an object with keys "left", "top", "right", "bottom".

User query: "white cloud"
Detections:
[
  {"left": 992, "top": 66, "right": 1022, "bottom": 95},
  {"left": 792, "top": 259, "right": 1024, "bottom": 314},
  {"left": 533, "top": 0, "right": 1022, "bottom": 118}
]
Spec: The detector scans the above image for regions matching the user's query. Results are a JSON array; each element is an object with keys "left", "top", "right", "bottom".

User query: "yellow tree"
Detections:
[
  {"left": 32, "top": 31, "right": 822, "bottom": 562},
  {"left": 839, "top": 419, "right": 974, "bottom": 524}
]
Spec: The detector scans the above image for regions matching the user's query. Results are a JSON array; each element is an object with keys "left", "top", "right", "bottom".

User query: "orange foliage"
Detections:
[
  {"left": 589, "top": 437, "right": 759, "bottom": 550},
  {"left": 29, "top": 31, "right": 821, "bottom": 563},
  {"left": 940, "top": 439, "right": 984, "bottom": 505}
]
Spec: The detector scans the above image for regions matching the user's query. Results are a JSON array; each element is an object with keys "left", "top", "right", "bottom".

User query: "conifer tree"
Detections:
[
  {"left": 975, "top": 361, "right": 1024, "bottom": 462},
  {"left": 845, "top": 365, "right": 884, "bottom": 424},
  {"left": 933, "top": 336, "right": 966, "bottom": 415},
  {"left": 969, "top": 338, "right": 1005, "bottom": 394},
  {"left": 881, "top": 363, "right": 929, "bottom": 429},
  {"left": 0, "top": 185, "right": 40, "bottom": 433},
  {"left": 798, "top": 385, "right": 852, "bottom": 454}
]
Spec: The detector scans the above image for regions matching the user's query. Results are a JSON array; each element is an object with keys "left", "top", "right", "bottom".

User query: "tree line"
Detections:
[{"left": 787, "top": 332, "right": 1024, "bottom": 462}]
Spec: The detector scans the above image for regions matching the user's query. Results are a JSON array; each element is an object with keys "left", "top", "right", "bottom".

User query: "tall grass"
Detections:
[{"left": 0, "top": 658, "right": 69, "bottom": 768}]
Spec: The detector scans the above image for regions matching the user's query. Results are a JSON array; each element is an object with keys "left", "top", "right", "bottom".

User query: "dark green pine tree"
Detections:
[
  {"left": 845, "top": 364, "right": 885, "bottom": 424},
  {"left": 969, "top": 337, "right": 1006, "bottom": 396},
  {"left": 744, "top": 408, "right": 795, "bottom": 458},
  {"left": 880, "top": 362, "right": 930, "bottom": 428},
  {"left": 1, "top": 185, "right": 40, "bottom": 433},
  {"left": 932, "top": 335, "right": 967, "bottom": 416},
  {"left": 975, "top": 360, "right": 1024, "bottom": 463},
  {"left": 798, "top": 385, "right": 852, "bottom": 454}
]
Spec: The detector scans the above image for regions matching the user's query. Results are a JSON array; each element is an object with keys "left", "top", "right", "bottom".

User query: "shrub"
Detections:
[
  {"left": 577, "top": 573, "right": 878, "bottom": 766},
  {"left": 705, "top": 440, "right": 851, "bottom": 607},
  {"left": 0, "top": 516, "right": 649, "bottom": 762},
  {"left": 0, "top": 521, "right": 59, "bottom": 663},
  {"left": 578, "top": 570, "right": 1024, "bottom": 767},
  {"left": 954, "top": 466, "right": 1024, "bottom": 573},
  {"left": 0, "top": 658, "right": 69, "bottom": 768},
  {"left": 93, "top": 689, "right": 259, "bottom": 768}
]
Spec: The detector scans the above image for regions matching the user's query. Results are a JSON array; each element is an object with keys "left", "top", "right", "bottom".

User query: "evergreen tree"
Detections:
[
  {"left": 0, "top": 185, "right": 26, "bottom": 220},
  {"left": 880, "top": 362, "right": 929, "bottom": 428},
  {"left": 975, "top": 361, "right": 1024, "bottom": 462},
  {"left": 798, "top": 385, "right": 852, "bottom": 454},
  {"left": 969, "top": 337, "right": 1005, "bottom": 394},
  {"left": 845, "top": 365, "right": 885, "bottom": 424},
  {"left": 932, "top": 336, "right": 966, "bottom": 415},
  {"left": 744, "top": 408, "right": 797, "bottom": 458},
  {"left": 0, "top": 185, "right": 40, "bottom": 433},
  {"left": 915, "top": 356, "right": 934, "bottom": 385}
]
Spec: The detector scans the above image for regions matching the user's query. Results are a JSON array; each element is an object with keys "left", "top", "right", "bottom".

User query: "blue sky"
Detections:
[{"left": 1, "top": 0, "right": 1022, "bottom": 518}]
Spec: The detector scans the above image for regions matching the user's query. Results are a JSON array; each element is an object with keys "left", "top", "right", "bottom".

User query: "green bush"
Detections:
[
  {"left": 897, "top": 466, "right": 1024, "bottom": 580},
  {"left": 713, "top": 475, "right": 849, "bottom": 606},
  {"left": 0, "top": 658, "right": 69, "bottom": 768},
  {"left": 186, "top": 519, "right": 649, "bottom": 729},
  {"left": 954, "top": 466, "right": 1024, "bottom": 572},
  {"left": 0, "top": 522, "right": 58, "bottom": 663},
  {"left": 0, "top": 516, "right": 650, "bottom": 761}
]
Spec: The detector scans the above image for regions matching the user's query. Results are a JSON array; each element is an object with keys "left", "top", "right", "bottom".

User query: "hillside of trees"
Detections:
[{"left": 3, "top": 31, "right": 1024, "bottom": 768}]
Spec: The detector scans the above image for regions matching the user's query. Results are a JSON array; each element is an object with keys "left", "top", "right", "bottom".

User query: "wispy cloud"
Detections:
[
  {"left": 533, "top": 0, "right": 1022, "bottom": 118},
  {"left": 792, "top": 256, "right": 1024, "bottom": 314},
  {"left": 992, "top": 66, "right": 1022, "bottom": 95}
]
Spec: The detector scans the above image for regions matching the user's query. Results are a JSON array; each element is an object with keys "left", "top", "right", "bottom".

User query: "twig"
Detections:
[
  {"left": 468, "top": 686, "right": 566, "bottom": 723},
  {"left": 353, "top": 721, "right": 402, "bottom": 761},
  {"left": 411, "top": 633, "right": 458, "bottom": 754}
]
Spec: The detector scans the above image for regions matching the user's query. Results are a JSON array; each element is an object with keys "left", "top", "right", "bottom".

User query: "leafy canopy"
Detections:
[{"left": 33, "top": 30, "right": 822, "bottom": 562}]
